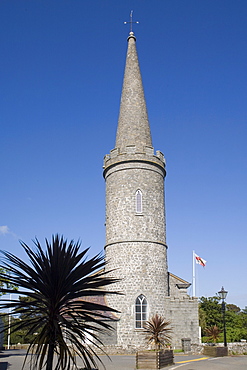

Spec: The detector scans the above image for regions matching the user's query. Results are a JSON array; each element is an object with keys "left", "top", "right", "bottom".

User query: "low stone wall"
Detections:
[
  {"left": 191, "top": 343, "right": 204, "bottom": 354},
  {"left": 6, "top": 342, "right": 247, "bottom": 356},
  {"left": 227, "top": 342, "right": 247, "bottom": 355},
  {"left": 96, "top": 345, "right": 136, "bottom": 355},
  {"left": 191, "top": 342, "right": 247, "bottom": 355},
  {"left": 6, "top": 344, "right": 29, "bottom": 350},
  {"left": 99, "top": 342, "right": 247, "bottom": 356}
]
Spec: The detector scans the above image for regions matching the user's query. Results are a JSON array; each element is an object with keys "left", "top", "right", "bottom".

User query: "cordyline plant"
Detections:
[
  {"left": 0, "top": 235, "right": 119, "bottom": 370},
  {"left": 143, "top": 314, "right": 172, "bottom": 351},
  {"left": 205, "top": 325, "right": 221, "bottom": 343}
]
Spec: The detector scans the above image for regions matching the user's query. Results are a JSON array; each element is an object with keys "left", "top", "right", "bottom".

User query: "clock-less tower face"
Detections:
[{"left": 103, "top": 32, "right": 168, "bottom": 348}]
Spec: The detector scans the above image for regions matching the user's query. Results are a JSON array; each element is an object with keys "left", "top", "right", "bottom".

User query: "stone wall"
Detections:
[
  {"left": 104, "top": 145, "right": 168, "bottom": 348},
  {"left": 191, "top": 342, "right": 247, "bottom": 355},
  {"left": 97, "top": 320, "right": 118, "bottom": 346},
  {"left": 101, "top": 294, "right": 199, "bottom": 350},
  {"left": 164, "top": 296, "right": 199, "bottom": 348},
  {"left": 104, "top": 241, "right": 168, "bottom": 348},
  {"left": 168, "top": 273, "right": 191, "bottom": 298},
  {"left": 228, "top": 342, "right": 247, "bottom": 354},
  {"left": 104, "top": 155, "right": 166, "bottom": 245}
]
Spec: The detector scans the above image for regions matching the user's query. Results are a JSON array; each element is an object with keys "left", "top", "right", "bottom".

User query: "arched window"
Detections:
[
  {"left": 135, "top": 294, "right": 147, "bottom": 328},
  {"left": 136, "top": 190, "right": 142, "bottom": 213}
]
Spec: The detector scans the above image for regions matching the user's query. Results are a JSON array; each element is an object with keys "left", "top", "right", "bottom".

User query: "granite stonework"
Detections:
[
  {"left": 164, "top": 296, "right": 199, "bottom": 348},
  {"left": 115, "top": 34, "right": 152, "bottom": 152},
  {"left": 102, "top": 32, "right": 199, "bottom": 350}
]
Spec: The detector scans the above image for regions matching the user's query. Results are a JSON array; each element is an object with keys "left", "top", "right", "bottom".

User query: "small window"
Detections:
[
  {"left": 135, "top": 294, "right": 147, "bottom": 328},
  {"left": 136, "top": 190, "right": 142, "bottom": 213}
]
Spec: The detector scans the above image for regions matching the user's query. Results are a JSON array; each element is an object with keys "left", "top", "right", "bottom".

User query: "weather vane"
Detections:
[{"left": 124, "top": 10, "right": 139, "bottom": 32}]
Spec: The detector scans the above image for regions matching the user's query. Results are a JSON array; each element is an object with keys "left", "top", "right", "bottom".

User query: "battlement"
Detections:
[{"left": 103, "top": 145, "right": 166, "bottom": 170}]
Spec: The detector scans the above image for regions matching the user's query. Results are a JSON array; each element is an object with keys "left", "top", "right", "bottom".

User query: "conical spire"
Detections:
[{"left": 115, "top": 32, "right": 153, "bottom": 152}]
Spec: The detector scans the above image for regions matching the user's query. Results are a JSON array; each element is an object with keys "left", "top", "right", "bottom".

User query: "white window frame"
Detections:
[{"left": 135, "top": 294, "right": 147, "bottom": 329}]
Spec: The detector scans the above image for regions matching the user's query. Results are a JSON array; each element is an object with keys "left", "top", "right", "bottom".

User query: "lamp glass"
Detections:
[{"left": 218, "top": 286, "right": 228, "bottom": 300}]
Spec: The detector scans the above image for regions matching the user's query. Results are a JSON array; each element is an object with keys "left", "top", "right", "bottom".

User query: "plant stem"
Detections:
[{"left": 46, "top": 340, "right": 55, "bottom": 370}]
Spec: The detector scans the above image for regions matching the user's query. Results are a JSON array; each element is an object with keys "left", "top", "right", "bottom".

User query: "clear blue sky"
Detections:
[{"left": 0, "top": 0, "right": 246, "bottom": 309}]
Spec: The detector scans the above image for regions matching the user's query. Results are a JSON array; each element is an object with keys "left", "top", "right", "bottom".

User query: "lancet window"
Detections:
[
  {"left": 136, "top": 190, "right": 142, "bottom": 213},
  {"left": 135, "top": 294, "right": 147, "bottom": 328}
]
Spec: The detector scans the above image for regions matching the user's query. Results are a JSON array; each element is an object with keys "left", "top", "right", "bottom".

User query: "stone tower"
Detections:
[
  {"left": 103, "top": 31, "right": 168, "bottom": 347},
  {"left": 103, "top": 31, "right": 199, "bottom": 350}
]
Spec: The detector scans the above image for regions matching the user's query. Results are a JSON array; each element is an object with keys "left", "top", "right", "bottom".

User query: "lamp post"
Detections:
[{"left": 218, "top": 286, "right": 228, "bottom": 347}]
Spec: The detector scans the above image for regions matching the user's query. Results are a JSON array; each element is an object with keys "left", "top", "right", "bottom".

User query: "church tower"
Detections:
[{"left": 103, "top": 31, "right": 169, "bottom": 347}]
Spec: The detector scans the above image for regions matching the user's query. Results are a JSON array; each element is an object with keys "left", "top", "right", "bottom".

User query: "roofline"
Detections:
[{"left": 168, "top": 271, "right": 190, "bottom": 284}]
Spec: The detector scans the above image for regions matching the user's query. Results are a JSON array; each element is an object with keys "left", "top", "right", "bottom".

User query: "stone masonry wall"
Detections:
[
  {"left": 164, "top": 297, "right": 199, "bottom": 348},
  {"left": 105, "top": 241, "right": 168, "bottom": 348},
  {"left": 104, "top": 157, "right": 166, "bottom": 245},
  {"left": 168, "top": 273, "right": 190, "bottom": 298},
  {"left": 104, "top": 149, "right": 168, "bottom": 347}
]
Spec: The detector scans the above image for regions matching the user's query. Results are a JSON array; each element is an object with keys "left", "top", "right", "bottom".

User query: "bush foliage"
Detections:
[{"left": 199, "top": 296, "right": 247, "bottom": 343}]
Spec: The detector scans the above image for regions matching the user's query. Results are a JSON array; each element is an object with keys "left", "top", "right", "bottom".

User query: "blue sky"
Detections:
[{"left": 0, "top": 0, "right": 246, "bottom": 309}]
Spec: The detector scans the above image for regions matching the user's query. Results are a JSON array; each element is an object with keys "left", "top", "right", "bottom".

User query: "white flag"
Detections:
[{"left": 195, "top": 253, "right": 206, "bottom": 267}]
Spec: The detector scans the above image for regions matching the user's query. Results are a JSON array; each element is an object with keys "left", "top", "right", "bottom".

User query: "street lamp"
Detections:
[{"left": 218, "top": 286, "right": 228, "bottom": 347}]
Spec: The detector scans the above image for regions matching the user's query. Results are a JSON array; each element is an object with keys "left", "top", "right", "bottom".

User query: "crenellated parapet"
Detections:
[{"left": 103, "top": 145, "right": 166, "bottom": 178}]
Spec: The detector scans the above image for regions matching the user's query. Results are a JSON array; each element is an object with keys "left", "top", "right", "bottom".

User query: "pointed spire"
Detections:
[{"left": 115, "top": 32, "right": 153, "bottom": 152}]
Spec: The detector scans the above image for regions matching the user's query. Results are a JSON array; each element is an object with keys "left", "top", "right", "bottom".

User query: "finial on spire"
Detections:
[{"left": 124, "top": 10, "right": 139, "bottom": 34}]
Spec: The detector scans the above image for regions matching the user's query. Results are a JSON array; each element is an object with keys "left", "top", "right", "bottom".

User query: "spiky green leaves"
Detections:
[{"left": 0, "top": 235, "right": 119, "bottom": 370}]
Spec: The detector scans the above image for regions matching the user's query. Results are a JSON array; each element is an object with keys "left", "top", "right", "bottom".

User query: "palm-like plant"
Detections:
[
  {"left": 0, "top": 235, "right": 119, "bottom": 370},
  {"left": 205, "top": 325, "right": 221, "bottom": 343},
  {"left": 143, "top": 314, "right": 172, "bottom": 351}
]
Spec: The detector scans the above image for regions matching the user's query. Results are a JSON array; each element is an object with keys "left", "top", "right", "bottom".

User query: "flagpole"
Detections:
[
  {"left": 7, "top": 294, "right": 11, "bottom": 350},
  {"left": 192, "top": 250, "right": 196, "bottom": 297}
]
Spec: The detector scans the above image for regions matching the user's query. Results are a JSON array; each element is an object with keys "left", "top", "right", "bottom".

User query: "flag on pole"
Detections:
[
  {"left": 192, "top": 251, "right": 206, "bottom": 297},
  {"left": 195, "top": 253, "right": 206, "bottom": 267}
]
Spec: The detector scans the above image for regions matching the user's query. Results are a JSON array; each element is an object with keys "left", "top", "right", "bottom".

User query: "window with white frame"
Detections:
[
  {"left": 135, "top": 294, "right": 147, "bottom": 328},
  {"left": 136, "top": 190, "right": 142, "bottom": 213}
]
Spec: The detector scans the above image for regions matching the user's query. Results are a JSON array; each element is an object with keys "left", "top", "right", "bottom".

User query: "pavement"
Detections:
[{"left": 0, "top": 349, "right": 247, "bottom": 369}]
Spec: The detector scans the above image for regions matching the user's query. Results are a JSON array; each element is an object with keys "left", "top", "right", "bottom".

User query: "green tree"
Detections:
[
  {"left": 0, "top": 267, "right": 18, "bottom": 294},
  {"left": 0, "top": 235, "right": 119, "bottom": 370},
  {"left": 239, "top": 309, "right": 247, "bottom": 340},
  {"left": 199, "top": 296, "right": 222, "bottom": 336},
  {"left": 227, "top": 304, "right": 241, "bottom": 313},
  {"left": 225, "top": 309, "right": 247, "bottom": 342},
  {"left": 18, "top": 296, "right": 43, "bottom": 342},
  {"left": 1, "top": 315, "right": 26, "bottom": 345},
  {"left": 3, "top": 297, "right": 43, "bottom": 345},
  {"left": 242, "top": 306, "right": 247, "bottom": 315},
  {"left": 143, "top": 314, "right": 172, "bottom": 350},
  {"left": 198, "top": 306, "right": 207, "bottom": 333},
  {"left": 199, "top": 297, "right": 247, "bottom": 342}
]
